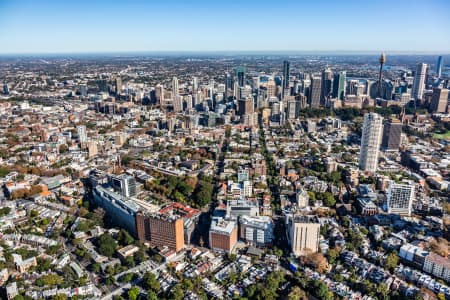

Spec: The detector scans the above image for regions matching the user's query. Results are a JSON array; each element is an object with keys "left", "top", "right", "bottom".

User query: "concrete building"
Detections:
[
  {"left": 239, "top": 215, "right": 274, "bottom": 247},
  {"left": 381, "top": 118, "right": 402, "bottom": 151},
  {"left": 387, "top": 181, "right": 414, "bottom": 216},
  {"left": 309, "top": 76, "right": 322, "bottom": 108},
  {"left": 359, "top": 112, "right": 383, "bottom": 172},
  {"left": 226, "top": 198, "right": 259, "bottom": 220},
  {"left": 412, "top": 63, "right": 427, "bottom": 101},
  {"left": 287, "top": 214, "right": 320, "bottom": 256},
  {"left": 429, "top": 88, "right": 449, "bottom": 113},
  {"left": 93, "top": 185, "right": 138, "bottom": 236},
  {"left": 77, "top": 125, "right": 87, "bottom": 144},
  {"left": 136, "top": 202, "right": 199, "bottom": 252},
  {"left": 423, "top": 252, "right": 450, "bottom": 282},
  {"left": 109, "top": 174, "right": 137, "bottom": 198},
  {"left": 209, "top": 217, "right": 238, "bottom": 253}
]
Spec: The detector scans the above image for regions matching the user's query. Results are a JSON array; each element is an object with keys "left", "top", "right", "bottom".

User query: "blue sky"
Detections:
[{"left": 0, "top": 0, "right": 449, "bottom": 54}]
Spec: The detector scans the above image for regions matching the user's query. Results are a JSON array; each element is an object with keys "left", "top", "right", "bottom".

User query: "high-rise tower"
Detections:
[
  {"left": 378, "top": 53, "right": 386, "bottom": 98},
  {"left": 359, "top": 112, "right": 383, "bottom": 172},
  {"left": 321, "top": 67, "right": 332, "bottom": 105},
  {"left": 236, "top": 66, "right": 246, "bottom": 87},
  {"left": 437, "top": 56, "right": 443, "bottom": 78},
  {"left": 283, "top": 60, "right": 290, "bottom": 89},
  {"left": 309, "top": 76, "right": 322, "bottom": 108},
  {"left": 332, "top": 71, "right": 346, "bottom": 100},
  {"left": 412, "top": 63, "right": 427, "bottom": 101}
]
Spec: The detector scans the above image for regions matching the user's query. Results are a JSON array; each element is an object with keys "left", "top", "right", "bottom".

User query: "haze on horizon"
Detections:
[{"left": 0, "top": 0, "right": 449, "bottom": 55}]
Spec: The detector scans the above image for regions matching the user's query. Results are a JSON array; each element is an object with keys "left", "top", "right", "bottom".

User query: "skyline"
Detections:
[{"left": 0, "top": 0, "right": 450, "bottom": 54}]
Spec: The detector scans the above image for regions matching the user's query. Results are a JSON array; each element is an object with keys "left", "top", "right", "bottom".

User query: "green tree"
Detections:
[
  {"left": 146, "top": 291, "right": 158, "bottom": 300},
  {"left": 170, "top": 284, "right": 184, "bottom": 300},
  {"left": 97, "top": 233, "right": 116, "bottom": 257},
  {"left": 127, "top": 286, "right": 140, "bottom": 300},
  {"left": 143, "top": 272, "right": 160, "bottom": 292},
  {"left": 288, "top": 286, "right": 307, "bottom": 300},
  {"left": 385, "top": 252, "right": 399, "bottom": 273}
]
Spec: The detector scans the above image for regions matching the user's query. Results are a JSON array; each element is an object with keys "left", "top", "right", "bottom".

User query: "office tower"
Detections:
[
  {"left": 3, "top": 82, "right": 10, "bottom": 95},
  {"left": 239, "top": 215, "right": 274, "bottom": 247},
  {"left": 412, "top": 63, "right": 427, "bottom": 101},
  {"left": 96, "top": 79, "right": 108, "bottom": 92},
  {"left": 429, "top": 88, "right": 449, "bottom": 113},
  {"left": 79, "top": 84, "right": 88, "bottom": 97},
  {"left": 209, "top": 217, "right": 238, "bottom": 253},
  {"left": 267, "top": 79, "right": 276, "bottom": 98},
  {"left": 309, "top": 76, "right": 322, "bottom": 108},
  {"left": 321, "top": 67, "right": 332, "bottom": 105},
  {"left": 378, "top": 53, "right": 386, "bottom": 98},
  {"left": 109, "top": 174, "right": 137, "bottom": 198},
  {"left": 184, "top": 94, "right": 193, "bottom": 110},
  {"left": 236, "top": 66, "right": 246, "bottom": 87},
  {"left": 238, "top": 97, "right": 254, "bottom": 116},
  {"left": 382, "top": 118, "right": 402, "bottom": 151},
  {"left": 387, "top": 181, "right": 414, "bottom": 216},
  {"left": 172, "top": 76, "right": 179, "bottom": 96},
  {"left": 437, "top": 56, "right": 443, "bottom": 78},
  {"left": 332, "top": 71, "right": 346, "bottom": 100},
  {"left": 192, "top": 77, "right": 198, "bottom": 91},
  {"left": 173, "top": 95, "right": 183, "bottom": 112},
  {"left": 115, "top": 77, "right": 122, "bottom": 95},
  {"left": 77, "top": 125, "right": 87, "bottom": 144},
  {"left": 283, "top": 60, "right": 290, "bottom": 89},
  {"left": 359, "top": 113, "right": 383, "bottom": 172},
  {"left": 225, "top": 72, "right": 233, "bottom": 99},
  {"left": 287, "top": 99, "right": 300, "bottom": 119},
  {"left": 239, "top": 85, "right": 252, "bottom": 99},
  {"left": 155, "top": 84, "right": 164, "bottom": 104},
  {"left": 287, "top": 215, "right": 320, "bottom": 256}
]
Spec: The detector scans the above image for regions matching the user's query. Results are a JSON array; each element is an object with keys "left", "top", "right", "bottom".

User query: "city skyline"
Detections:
[{"left": 1, "top": 0, "right": 450, "bottom": 54}]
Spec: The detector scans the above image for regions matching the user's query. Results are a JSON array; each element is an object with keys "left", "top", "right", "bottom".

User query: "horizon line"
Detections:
[{"left": 0, "top": 50, "right": 449, "bottom": 57}]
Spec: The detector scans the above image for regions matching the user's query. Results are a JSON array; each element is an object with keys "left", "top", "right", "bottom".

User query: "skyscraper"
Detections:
[
  {"left": 381, "top": 118, "right": 402, "bottom": 151},
  {"left": 387, "top": 181, "right": 414, "bottom": 216},
  {"left": 115, "top": 77, "right": 122, "bottom": 95},
  {"left": 309, "top": 76, "right": 322, "bottom": 108},
  {"left": 437, "top": 56, "right": 443, "bottom": 78},
  {"left": 172, "top": 76, "right": 179, "bottom": 96},
  {"left": 238, "top": 97, "right": 254, "bottom": 116},
  {"left": 236, "top": 66, "right": 246, "bottom": 87},
  {"left": 3, "top": 82, "right": 9, "bottom": 95},
  {"left": 283, "top": 60, "right": 290, "bottom": 89},
  {"left": 429, "top": 88, "right": 449, "bottom": 113},
  {"left": 225, "top": 72, "right": 233, "bottom": 99},
  {"left": 332, "top": 71, "right": 346, "bottom": 100},
  {"left": 359, "top": 112, "right": 383, "bottom": 172},
  {"left": 321, "top": 67, "right": 332, "bottom": 105},
  {"left": 412, "top": 63, "right": 427, "bottom": 101}
]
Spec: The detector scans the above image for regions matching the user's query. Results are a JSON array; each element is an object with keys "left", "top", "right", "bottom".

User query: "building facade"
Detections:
[{"left": 359, "top": 112, "right": 383, "bottom": 172}]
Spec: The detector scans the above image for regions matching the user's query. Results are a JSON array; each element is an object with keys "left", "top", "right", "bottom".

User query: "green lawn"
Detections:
[{"left": 433, "top": 131, "right": 450, "bottom": 140}]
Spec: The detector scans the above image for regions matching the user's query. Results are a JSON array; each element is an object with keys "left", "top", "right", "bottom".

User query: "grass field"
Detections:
[{"left": 433, "top": 131, "right": 450, "bottom": 140}]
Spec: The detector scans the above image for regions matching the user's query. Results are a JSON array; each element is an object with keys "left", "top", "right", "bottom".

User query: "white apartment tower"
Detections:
[
  {"left": 387, "top": 181, "right": 414, "bottom": 216},
  {"left": 359, "top": 112, "right": 383, "bottom": 172},
  {"left": 412, "top": 63, "right": 427, "bottom": 101},
  {"left": 77, "top": 125, "right": 87, "bottom": 144}
]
